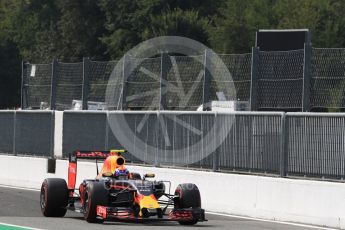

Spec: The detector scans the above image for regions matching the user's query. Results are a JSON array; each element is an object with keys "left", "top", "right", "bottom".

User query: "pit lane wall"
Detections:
[{"left": 0, "top": 155, "right": 344, "bottom": 229}]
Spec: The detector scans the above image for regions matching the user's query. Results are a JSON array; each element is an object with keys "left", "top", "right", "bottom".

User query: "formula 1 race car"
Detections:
[{"left": 40, "top": 150, "right": 206, "bottom": 225}]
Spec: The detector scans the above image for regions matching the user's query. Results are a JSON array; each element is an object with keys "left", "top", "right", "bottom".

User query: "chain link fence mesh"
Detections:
[
  {"left": 106, "top": 59, "right": 124, "bottom": 110},
  {"left": 23, "top": 63, "right": 52, "bottom": 109},
  {"left": 257, "top": 50, "right": 304, "bottom": 110},
  {"left": 126, "top": 57, "right": 161, "bottom": 110},
  {"left": 22, "top": 48, "right": 345, "bottom": 111},
  {"left": 311, "top": 48, "right": 345, "bottom": 110},
  {"left": 55, "top": 62, "right": 83, "bottom": 110},
  {"left": 211, "top": 54, "right": 251, "bottom": 102},
  {"left": 166, "top": 55, "right": 205, "bottom": 110},
  {"left": 88, "top": 60, "right": 118, "bottom": 103}
]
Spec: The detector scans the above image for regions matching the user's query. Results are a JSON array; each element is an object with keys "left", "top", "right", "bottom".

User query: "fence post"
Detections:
[
  {"left": 82, "top": 57, "right": 90, "bottom": 110},
  {"left": 50, "top": 111, "right": 55, "bottom": 158},
  {"left": 250, "top": 47, "right": 259, "bottom": 111},
  {"left": 50, "top": 58, "right": 58, "bottom": 110},
  {"left": 280, "top": 113, "right": 289, "bottom": 177},
  {"left": 155, "top": 111, "right": 161, "bottom": 167},
  {"left": 20, "top": 61, "right": 26, "bottom": 109},
  {"left": 160, "top": 53, "right": 168, "bottom": 110},
  {"left": 212, "top": 112, "right": 219, "bottom": 171},
  {"left": 302, "top": 43, "right": 312, "bottom": 112},
  {"left": 121, "top": 55, "right": 129, "bottom": 110},
  {"left": 212, "top": 150, "right": 220, "bottom": 172},
  {"left": 203, "top": 49, "right": 211, "bottom": 111},
  {"left": 105, "top": 111, "right": 109, "bottom": 150},
  {"left": 12, "top": 111, "right": 16, "bottom": 156}
]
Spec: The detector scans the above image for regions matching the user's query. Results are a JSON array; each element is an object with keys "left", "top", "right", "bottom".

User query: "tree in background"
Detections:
[
  {"left": 3, "top": 0, "right": 345, "bottom": 108},
  {"left": 0, "top": 1, "right": 21, "bottom": 109},
  {"left": 209, "top": 0, "right": 274, "bottom": 54},
  {"left": 0, "top": 40, "right": 21, "bottom": 109},
  {"left": 56, "top": 0, "right": 107, "bottom": 62},
  {"left": 2, "top": 0, "right": 60, "bottom": 63},
  {"left": 99, "top": 0, "right": 223, "bottom": 58},
  {"left": 273, "top": 0, "right": 335, "bottom": 47}
]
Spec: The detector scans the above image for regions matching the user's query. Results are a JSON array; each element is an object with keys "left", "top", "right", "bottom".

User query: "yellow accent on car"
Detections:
[
  {"left": 139, "top": 195, "right": 160, "bottom": 210},
  {"left": 110, "top": 149, "right": 126, "bottom": 153}
]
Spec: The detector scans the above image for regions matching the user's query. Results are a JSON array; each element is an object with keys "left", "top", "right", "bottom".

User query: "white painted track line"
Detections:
[
  {"left": 0, "top": 222, "right": 43, "bottom": 230},
  {"left": 0, "top": 184, "right": 335, "bottom": 230},
  {"left": 205, "top": 212, "right": 336, "bottom": 230},
  {"left": 0, "top": 184, "right": 40, "bottom": 192}
]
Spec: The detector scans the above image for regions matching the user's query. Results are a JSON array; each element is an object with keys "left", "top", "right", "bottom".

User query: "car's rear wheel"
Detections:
[
  {"left": 174, "top": 183, "right": 201, "bottom": 225},
  {"left": 84, "top": 181, "right": 109, "bottom": 223},
  {"left": 40, "top": 178, "right": 68, "bottom": 217}
]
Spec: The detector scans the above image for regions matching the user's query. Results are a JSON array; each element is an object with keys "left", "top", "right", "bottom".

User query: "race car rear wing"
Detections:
[
  {"left": 70, "top": 150, "right": 127, "bottom": 161},
  {"left": 68, "top": 150, "right": 127, "bottom": 190}
]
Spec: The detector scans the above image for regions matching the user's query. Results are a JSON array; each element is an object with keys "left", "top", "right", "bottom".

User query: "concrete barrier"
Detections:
[
  {"left": 0, "top": 155, "right": 344, "bottom": 229},
  {"left": 54, "top": 111, "right": 63, "bottom": 158}
]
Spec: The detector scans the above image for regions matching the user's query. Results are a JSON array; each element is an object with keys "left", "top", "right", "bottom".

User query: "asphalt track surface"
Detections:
[{"left": 0, "top": 186, "right": 327, "bottom": 230}]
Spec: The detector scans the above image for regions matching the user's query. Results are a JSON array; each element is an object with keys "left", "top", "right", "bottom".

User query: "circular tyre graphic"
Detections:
[{"left": 106, "top": 36, "right": 236, "bottom": 167}]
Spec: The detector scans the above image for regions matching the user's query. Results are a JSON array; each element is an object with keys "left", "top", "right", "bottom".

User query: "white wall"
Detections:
[
  {"left": 54, "top": 111, "right": 63, "bottom": 158},
  {"left": 0, "top": 155, "right": 344, "bottom": 229}
]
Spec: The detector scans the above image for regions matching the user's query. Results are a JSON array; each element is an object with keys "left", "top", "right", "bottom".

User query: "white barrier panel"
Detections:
[
  {"left": 54, "top": 111, "right": 63, "bottom": 158},
  {"left": 0, "top": 155, "right": 344, "bottom": 229}
]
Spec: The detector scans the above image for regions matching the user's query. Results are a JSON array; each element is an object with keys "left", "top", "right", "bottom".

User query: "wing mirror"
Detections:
[{"left": 143, "top": 173, "right": 155, "bottom": 179}]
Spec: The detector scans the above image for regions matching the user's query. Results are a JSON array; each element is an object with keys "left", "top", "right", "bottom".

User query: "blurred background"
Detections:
[{"left": 2, "top": 0, "right": 345, "bottom": 109}]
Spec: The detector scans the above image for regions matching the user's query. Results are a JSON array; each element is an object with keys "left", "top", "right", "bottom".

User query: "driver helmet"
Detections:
[{"left": 114, "top": 166, "right": 129, "bottom": 179}]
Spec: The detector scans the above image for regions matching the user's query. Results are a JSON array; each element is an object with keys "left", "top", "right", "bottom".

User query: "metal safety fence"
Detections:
[
  {"left": 62, "top": 111, "right": 283, "bottom": 173},
  {"left": 0, "top": 110, "right": 54, "bottom": 157},
  {"left": 285, "top": 113, "right": 345, "bottom": 179},
  {"left": 2, "top": 111, "right": 345, "bottom": 180},
  {"left": 310, "top": 48, "right": 345, "bottom": 110},
  {"left": 22, "top": 47, "right": 345, "bottom": 112},
  {"left": 21, "top": 52, "right": 252, "bottom": 111}
]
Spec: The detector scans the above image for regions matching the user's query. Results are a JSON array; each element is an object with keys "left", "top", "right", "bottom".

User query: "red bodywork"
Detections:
[
  {"left": 68, "top": 150, "right": 117, "bottom": 190},
  {"left": 95, "top": 205, "right": 197, "bottom": 222},
  {"left": 66, "top": 150, "right": 206, "bottom": 223}
]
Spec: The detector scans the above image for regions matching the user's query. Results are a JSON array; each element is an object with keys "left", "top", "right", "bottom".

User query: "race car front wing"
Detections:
[{"left": 96, "top": 205, "right": 207, "bottom": 222}]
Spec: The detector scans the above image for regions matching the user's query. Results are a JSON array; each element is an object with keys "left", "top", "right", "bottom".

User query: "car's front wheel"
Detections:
[
  {"left": 174, "top": 183, "right": 201, "bottom": 225},
  {"left": 84, "top": 181, "right": 109, "bottom": 223}
]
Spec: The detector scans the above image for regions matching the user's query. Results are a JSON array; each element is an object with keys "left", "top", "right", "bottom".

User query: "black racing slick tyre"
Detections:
[
  {"left": 174, "top": 183, "right": 201, "bottom": 225},
  {"left": 84, "top": 181, "right": 109, "bottom": 223},
  {"left": 40, "top": 178, "right": 68, "bottom": 217}
]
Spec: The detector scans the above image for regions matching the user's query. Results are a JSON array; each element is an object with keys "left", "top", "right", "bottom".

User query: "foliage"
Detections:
[{"left": 2, "top": 0, "right": 345, "bottom": 108}]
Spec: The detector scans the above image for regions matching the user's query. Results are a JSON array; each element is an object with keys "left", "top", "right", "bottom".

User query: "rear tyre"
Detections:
[
  {"left": 40, "top": 178, "right": 68, "bottom": 217},
  {"left": 84, "top": 181, "right": 108, "bottom": 223},
  {"left": 174, "top": 183, "right": 201, "bottom": 225}
]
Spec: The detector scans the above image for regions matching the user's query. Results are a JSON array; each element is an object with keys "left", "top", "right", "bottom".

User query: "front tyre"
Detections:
[
  {"left": 84, "top": 181, "right": 108, "bottom": 223},
  {"left": 40, "top": 178, "right": 68, "bottom": 217},
  {"left": 174, "top": 183, "right": 201, "bottom": 225}
]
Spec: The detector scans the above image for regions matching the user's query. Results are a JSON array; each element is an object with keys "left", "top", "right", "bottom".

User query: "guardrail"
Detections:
[
  {"left": 0, "top": 110, "right": 54, "bottom": 157},
  {"left": 2, "top": 110, "right": 345, "bottom": 181},
  {"left": 62, "top": 111, "right": 284, "bottom": 174},
  {"left": 286, "top": 113, "right": 345, "bottom": 179}
]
